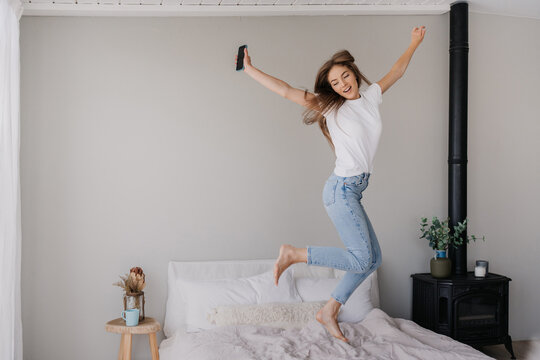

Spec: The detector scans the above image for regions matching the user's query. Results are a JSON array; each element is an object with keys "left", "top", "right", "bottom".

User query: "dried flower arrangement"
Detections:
[{"left": 113, "top": 267, "right": 146, "bottom": 295}]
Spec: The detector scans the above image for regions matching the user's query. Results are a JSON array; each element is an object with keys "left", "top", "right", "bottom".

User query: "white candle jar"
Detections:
[
  {"left": 474, "top": 266, "right": 486, "bottom": 277},
  {"left": 475, "top": 260, "right": 489, "bottom": 278}
]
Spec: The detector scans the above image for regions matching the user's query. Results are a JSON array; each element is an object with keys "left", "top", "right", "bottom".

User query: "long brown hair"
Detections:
[{"left": 302, "top": 50, "right": 372, "bottom": 150}]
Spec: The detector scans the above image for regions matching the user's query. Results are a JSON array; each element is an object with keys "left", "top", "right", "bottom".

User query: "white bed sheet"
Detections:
[{"left": 159, "top": 307, "right": 495, "bottom": 360}]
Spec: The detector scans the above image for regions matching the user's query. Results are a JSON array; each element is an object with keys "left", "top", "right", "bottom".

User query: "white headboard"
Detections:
[{"left": 163, "top": 258, "right": 380, "bottom": 337}]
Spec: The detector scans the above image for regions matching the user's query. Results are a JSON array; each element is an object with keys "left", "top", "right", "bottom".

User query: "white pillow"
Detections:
[
  {"left": 162, "top": 259, "right": 359, "bottom": 337},
  {"left": 179, "top": 268, "right": 301, "bottom": 332},
  {"left": 207, "top": 301, "right": 326, "bottom": 329},
  {"left": 164, "top": 259, "right": 281, "bottom": 337},
  {"left": 295, "top": 276, "right": 373, "bottom": 323}
]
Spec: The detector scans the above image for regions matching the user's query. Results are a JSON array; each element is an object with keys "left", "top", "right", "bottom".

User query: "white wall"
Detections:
[{"left": 19, "top": 12, "right": 539, "bottom": 360}]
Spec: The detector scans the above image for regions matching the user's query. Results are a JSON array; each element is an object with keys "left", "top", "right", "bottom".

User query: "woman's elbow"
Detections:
[{"left": 281, "top": 84, "right": 292, "bottom": 99}]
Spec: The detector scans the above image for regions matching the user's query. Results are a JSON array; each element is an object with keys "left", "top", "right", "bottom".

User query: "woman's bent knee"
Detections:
[
  {"left": 347, "top": 250, "right": 373, "bottom": 273},
  {"left": 348, "top": 251, "right": 382, "bottom": 274}
]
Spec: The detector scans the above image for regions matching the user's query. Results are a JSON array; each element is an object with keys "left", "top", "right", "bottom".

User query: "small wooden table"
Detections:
[{"left": 105, "top": 317, "right": 161, "bottom": 360}]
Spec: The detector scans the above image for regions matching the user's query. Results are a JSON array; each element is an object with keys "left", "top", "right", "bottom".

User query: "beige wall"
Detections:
[{"left": 20, "top": 12, "right": 539, "bottom": 360}]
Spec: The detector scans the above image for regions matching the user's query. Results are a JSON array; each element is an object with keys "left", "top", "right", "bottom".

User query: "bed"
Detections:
[{"left": 159, "top": 259, "right": 494, "bottom": 360}]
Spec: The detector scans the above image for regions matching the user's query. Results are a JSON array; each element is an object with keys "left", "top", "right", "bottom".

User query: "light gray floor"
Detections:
[{"left": 481, "top": 340, "right": 540, "bottom": 360}]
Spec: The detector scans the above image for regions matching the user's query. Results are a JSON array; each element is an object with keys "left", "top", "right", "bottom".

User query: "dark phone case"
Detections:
[{"left": 236, "top": 45, "right": 247, "bottom": 71}]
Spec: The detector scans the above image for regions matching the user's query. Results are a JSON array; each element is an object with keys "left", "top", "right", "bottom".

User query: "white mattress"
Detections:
[{"left": 159, "top": 307, "right": 495, "bottom": 360}]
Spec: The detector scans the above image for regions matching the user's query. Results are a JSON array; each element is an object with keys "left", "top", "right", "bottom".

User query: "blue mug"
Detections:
[{"left": 121, "top": 309, "right": 140, "bottom": 326}]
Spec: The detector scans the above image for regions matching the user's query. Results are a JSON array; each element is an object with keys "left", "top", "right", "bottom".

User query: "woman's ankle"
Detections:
[
  {"left": 296, "top": 248, "right": 308, "bottom": 263},
  {"left": 327, "top": 298, "right": 342, "bottom": 312}
]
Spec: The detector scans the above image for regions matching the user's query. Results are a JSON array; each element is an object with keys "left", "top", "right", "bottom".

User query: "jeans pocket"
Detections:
[
  {"left": 345, "top": 174, "right": 369, "bottom": 187},
  {"left": 323, "top": 178, "right": 339, "bottom": 207},
  {"left": 344, "top": 177, "right": 363, "bottom": 187}
]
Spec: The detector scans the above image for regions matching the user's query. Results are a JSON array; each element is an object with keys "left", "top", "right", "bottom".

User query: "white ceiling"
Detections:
[{"left": 21, "top": 0, "right": 540, "bottom": 19}]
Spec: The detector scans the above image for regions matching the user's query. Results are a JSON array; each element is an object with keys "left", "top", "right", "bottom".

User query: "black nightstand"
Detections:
[{"left": 411, "top": 272, "right": 515, "bottom": 359}]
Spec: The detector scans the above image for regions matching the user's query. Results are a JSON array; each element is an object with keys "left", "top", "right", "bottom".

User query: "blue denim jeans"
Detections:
[{"left": 306, "top": 172, "right": 382, "bottom": 305}]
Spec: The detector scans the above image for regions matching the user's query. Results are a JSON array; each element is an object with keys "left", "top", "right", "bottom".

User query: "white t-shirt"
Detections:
[{"left": 322, "top": 82, "right": 383, "bottom": 177}]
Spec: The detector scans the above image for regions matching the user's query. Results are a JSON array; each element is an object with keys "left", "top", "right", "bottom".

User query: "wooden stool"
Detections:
[{"left": 105, "top": 317, "right": 161, "bottom": 360}]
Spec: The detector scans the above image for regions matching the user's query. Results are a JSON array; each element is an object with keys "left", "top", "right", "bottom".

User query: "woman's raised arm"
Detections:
[
  {"left": 237, "top": 48, "right": 319, "bottom": 110},
  {"left": 377, "top": 26, "right": 426, "bottom": 95}
]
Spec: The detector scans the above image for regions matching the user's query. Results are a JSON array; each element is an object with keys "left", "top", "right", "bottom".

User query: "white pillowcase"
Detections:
[
  {"left": 178, "top": 268, "right": 301, "bottom": 332},
  {"left": 207, "top": 301, "right": 326, "bottom": 329},
  {"left": 295, "top": 277, "right": 373, "bottom": 323}
]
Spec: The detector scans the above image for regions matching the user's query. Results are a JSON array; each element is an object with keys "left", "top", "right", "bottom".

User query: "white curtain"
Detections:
[{"left": 0, "top": 0, "right": 23, "bottom": 359}]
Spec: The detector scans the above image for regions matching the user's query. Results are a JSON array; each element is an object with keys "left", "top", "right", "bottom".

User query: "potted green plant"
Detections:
[{"left": 420, "top": 217, "right": 485, "bottom": 278}]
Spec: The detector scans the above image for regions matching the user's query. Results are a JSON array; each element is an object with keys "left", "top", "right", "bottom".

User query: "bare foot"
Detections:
[
  {"left": 316, "top": 301, "right": 349, "bottom": 343},
  {"left": 273, "top": 244, "right": 297, "bottom": 286}
]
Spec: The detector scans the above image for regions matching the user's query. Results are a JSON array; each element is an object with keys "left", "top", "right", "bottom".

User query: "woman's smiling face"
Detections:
[{"left": 327, "top": 64, "right": 360, "bottom": 100}]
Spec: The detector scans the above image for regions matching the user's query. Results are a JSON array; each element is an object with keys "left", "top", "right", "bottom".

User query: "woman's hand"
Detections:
[
  {"left": 411, "top": 26, "right": 426, "bottom": 47},
  {"left": 235, "top": 47, "right": 253, "bottom": 72}
]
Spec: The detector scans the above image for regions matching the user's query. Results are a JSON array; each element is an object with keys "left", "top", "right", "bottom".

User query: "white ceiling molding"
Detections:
[
  {"left": 22, "top": 0, "right": 453, "bottom": 17},
  {"left": 20, "top": 0, "right": 540, "bottom": 18}
]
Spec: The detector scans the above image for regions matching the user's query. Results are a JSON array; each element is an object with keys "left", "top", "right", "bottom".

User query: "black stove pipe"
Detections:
[{"left": 448, "top": 2, "right": 469, "bottom": 275}]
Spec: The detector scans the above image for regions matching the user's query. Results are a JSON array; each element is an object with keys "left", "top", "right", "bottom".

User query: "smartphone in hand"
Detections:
[{"left": 236, "top": 45, "right": 247, "bottom": 71}]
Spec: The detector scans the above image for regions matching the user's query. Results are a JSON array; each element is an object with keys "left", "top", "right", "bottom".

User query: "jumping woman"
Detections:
[{"left": 236, "top": 26, "right": 426, "bottom": 343}]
